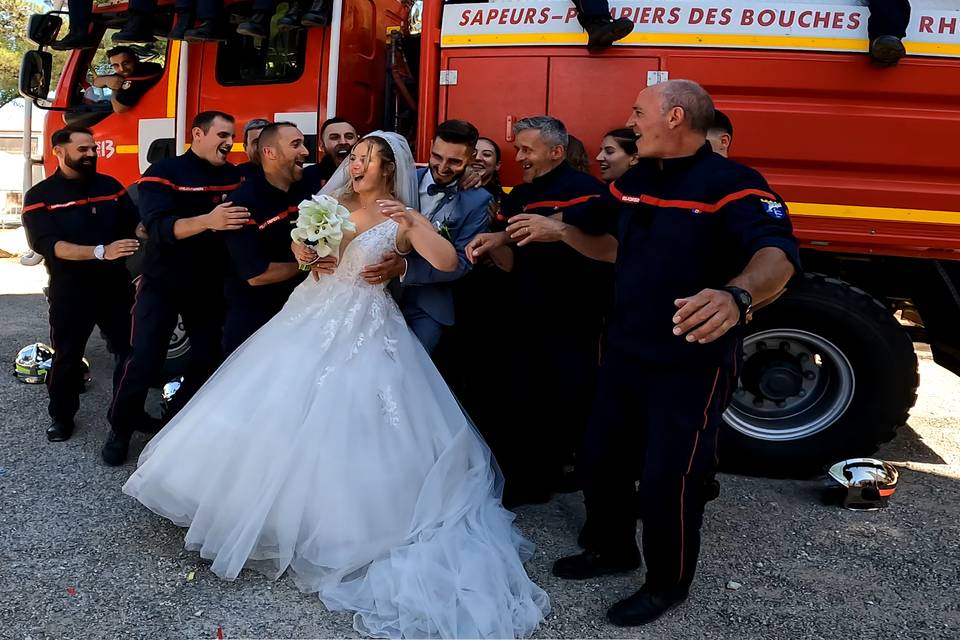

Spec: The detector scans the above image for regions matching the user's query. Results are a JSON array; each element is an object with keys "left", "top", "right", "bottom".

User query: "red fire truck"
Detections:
[{"left": 19, "top": 0, "right": 960, "bottom": 475}]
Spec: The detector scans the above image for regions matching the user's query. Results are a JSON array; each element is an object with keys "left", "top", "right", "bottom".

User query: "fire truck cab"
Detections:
[{"left": 19, "top": 0, "right": 960, "bottom": 475}]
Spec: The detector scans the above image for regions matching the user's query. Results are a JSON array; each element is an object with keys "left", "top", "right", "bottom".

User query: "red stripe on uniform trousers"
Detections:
[
  {"left": 109, "top": 277, "right": 143, "bottom": 421},
  {"left": 679, "top": 367, "right": 721, "bottom": 584},
  {"left": 610, "top": 183, "right": 781, "bottom": 214},
  {"left": 136, "top": 176, "right": 242, "bottom": 192},
  {"left": 521, "top": 194, "right": 601, "bottom": 212}
]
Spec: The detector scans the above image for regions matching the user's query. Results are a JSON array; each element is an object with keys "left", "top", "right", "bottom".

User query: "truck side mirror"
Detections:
[
  {"left": 19, "top": 50, "right": 53, "bottom": 105},
  {"left": 27, "top": 13, "right": 63, "bottom": 46}
]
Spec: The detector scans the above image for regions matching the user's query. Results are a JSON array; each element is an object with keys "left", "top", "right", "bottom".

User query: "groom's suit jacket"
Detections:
[{"left": 397, "top": 167, "right": 492, "bottom": 327}]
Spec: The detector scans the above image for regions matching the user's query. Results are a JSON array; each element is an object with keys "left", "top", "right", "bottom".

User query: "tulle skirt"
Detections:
[{"left": 122, "top": 276, "right": 550, "bottom": 638}]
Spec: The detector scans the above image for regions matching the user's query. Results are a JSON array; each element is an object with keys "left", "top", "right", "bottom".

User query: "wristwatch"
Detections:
[
  {"left": 94, "top": 244, "right": 105, "bottom": 260},
  {"left": 723, "top": 286, "right": 753, "bottom": 324}
]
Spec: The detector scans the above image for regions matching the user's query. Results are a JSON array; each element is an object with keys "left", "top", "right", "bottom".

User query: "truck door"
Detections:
[
  {"left": 440, "top": 54, "right": 659, "bottom": 184},
  {"left": 442, "top": 56, "right": 549, "bottom": 185},
  {"left": 196, "top": 4, "right": 324, "bottom": 163},
  {"left": 547, "top": 56, "right": 660, "bottom": 172}
]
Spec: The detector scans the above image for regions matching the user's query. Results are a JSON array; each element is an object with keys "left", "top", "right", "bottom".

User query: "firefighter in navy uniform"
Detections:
[
  {"left": 551, "top": 81, "right": 801, "bottom": 626},
  {"left": 466, "top": 116, "right": 611, "bottom": 507},
  {"left": 300, "top": 117, "right": 358, "bottom": 196},
  {"left": 22, "top": 127, "right": 141, "bottom": 443},
  {"left": 104, "top": 111, "right": 248, "bottom": 466},
  {"left": 222, "top": 122, "right": 310, "bottom": 355}
]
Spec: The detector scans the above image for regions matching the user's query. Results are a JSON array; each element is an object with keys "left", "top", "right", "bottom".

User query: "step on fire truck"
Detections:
[{"left": 18, "top": 0, "right": 960, "bottom": 475}]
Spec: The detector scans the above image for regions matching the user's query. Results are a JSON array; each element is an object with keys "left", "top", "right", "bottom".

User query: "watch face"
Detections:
[{"left": 738, "top": 291, "right": 750, "bottom": 306}]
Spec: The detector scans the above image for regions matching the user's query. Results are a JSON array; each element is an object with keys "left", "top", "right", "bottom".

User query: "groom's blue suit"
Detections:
[{"left": 396, "top": 168, "right": 492, "bottom": 352}]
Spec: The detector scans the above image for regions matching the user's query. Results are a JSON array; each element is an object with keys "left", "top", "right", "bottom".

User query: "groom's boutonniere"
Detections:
[{"left": 434, "top": 220, "right": 452, "bottom": 242}]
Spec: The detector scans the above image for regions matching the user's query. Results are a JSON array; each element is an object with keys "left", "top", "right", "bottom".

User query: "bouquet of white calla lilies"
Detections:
[{"left": 291, "top": 194, "right": 356, "bottom": 269}]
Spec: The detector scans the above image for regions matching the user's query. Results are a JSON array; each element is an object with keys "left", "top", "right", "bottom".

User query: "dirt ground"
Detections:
[{"left": 1, "top": 229, "right": 958, "bottom": 639}]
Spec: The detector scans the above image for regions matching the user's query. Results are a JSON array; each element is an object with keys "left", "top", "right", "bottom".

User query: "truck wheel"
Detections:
[
  {"left": 156, "top": 315, "right": 190, "bottom": 386},
  {"left": 720, "top": 273, "right": 919, "bottom": 477}
]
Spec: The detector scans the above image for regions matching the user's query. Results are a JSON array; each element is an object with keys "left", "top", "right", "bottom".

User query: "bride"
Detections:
[{"left": 122, "top": 132, "right": 550, "bottom": 638}]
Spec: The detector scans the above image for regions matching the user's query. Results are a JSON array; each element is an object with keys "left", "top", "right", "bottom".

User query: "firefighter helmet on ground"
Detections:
[{"left": 826, "top": 458, "right": 899, "bottom": 511}]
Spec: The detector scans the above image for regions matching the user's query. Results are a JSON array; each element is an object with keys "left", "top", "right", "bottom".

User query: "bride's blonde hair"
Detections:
[{"left": 334, "top": 136, "right": 398, "bottom": 201}]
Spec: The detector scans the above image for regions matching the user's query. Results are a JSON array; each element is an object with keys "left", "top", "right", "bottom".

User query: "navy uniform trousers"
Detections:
[
  {"left": 581, "top": 351, "right": 736, "bottom": 596},
  {"left": 868, "top": 0, "right": 911, "bottom": 41},
  {"left": 48, "top": 284, "right": 132, "bottom": 424},
  {"left": 109, "top": 276, "right": 224, "bottom": 432}
]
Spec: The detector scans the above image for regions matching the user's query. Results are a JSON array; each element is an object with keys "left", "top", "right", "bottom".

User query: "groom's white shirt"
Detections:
[{"left": 419, "top": 171, "right": 445, "bottom": 220}]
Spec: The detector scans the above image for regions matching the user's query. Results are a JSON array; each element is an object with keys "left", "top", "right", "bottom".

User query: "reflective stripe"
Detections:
[
  {"left": 21, "top": 189, "right": 128, "bottom": 213},
  {"left": 522, "top": 194, "right": 602, "bottom": 212},
  {"left": 137, "top": 176, "right": 241, "bottom": 192},
  {"left": 609, "top": 182, "right": 780, "bottom": 214},
  {"left": 679, "top": 368, "right": 721, "bottom": 585},
  {"left": 245, "top": 206, "right": 299, "bottom": 230}
]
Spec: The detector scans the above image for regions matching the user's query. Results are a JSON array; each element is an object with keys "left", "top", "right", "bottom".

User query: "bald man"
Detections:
[{"left": 553, "top": 80, "right": 800, "bottom": 625}]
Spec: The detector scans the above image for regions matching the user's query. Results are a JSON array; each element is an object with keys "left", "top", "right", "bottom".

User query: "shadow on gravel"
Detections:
[{"left": 885, "top": 423, "right": 948, "bottom": 466}]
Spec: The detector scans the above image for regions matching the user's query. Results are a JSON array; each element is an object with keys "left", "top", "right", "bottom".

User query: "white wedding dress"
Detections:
[{"left": 123, "top": 130, "right": 550, "bottom": 638}]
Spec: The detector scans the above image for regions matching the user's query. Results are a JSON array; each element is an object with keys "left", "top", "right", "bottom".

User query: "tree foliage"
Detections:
[{"left": 0, "top": 0, "right": 68, "bottom": 106}]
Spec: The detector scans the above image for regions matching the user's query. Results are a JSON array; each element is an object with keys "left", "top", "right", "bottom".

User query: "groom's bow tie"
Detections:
[{"left": 426, "top": 182, "right": 457, "bottom": 198}]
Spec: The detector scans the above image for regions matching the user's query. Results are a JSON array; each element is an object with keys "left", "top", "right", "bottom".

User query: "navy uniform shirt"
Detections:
[
  {"left": 22, "top": 170, "right": 140, "bottom": 293},
  {"left": 499, "top": 161, "right": 612, "bottom": 336},
  {"left": 565, "top": 142, "right": 802, "bottom": 366},
  {"left": 113, "top": 62, "right": 163, "bottom": 108},
  {"left": 224, "top": 167, "right": 306, "bottom": 311},
  {"left": 137, "top": 150, "right": 242, "bottom": 288},
  {"left": 300, "top": 156, "right": 337, "bottom": 198},
  {"left": 237, "top": 161, "right": 262, "bottom": 182}
]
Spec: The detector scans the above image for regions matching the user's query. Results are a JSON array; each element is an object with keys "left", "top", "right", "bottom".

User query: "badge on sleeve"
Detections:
[
  {"left": 760, "top": 198, "right": 786, "bottom": 219},
  {"left": 121, "top": 80, "right": 132, "bottom": 90}
]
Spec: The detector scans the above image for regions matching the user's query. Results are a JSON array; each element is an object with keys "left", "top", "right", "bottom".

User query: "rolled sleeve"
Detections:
[
  {"left": 722, "top": 193, "right": 802, "bottom": 275},
  {"left": 22, "top": 206, "right": 60, "bottom": 260},
  {"left": 138, "top": 174, "right": 179, "bottom": 245}
]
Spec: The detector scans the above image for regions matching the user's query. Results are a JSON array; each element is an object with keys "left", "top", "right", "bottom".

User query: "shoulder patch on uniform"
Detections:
[{"left": 760, "top": 198, "right": 786, "bottom": 219}]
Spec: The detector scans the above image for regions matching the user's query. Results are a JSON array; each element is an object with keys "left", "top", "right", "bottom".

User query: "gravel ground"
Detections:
[{"left": 1, "top": 242, "right": 959, "bottom": 640}]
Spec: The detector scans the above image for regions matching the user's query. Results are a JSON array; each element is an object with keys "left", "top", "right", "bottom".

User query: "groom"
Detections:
[{"left": 362, "top": 120, "right": 491, "bottom": 352}]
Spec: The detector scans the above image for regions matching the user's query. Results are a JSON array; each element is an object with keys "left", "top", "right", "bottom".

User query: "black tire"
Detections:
[
  {"left": 719, "top": 273, "right": 919, "bottom": 477},
  {"left": 154, "top": 315, "right": 190, "bottom": 387}
]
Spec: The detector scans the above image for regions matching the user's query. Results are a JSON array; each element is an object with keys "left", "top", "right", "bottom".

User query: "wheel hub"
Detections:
[
  {"left": 757, "top": 362, "right": 803, "bottom": 400},
  {"left": 725, "top": 329, "right": 855, "bottom": 442}
]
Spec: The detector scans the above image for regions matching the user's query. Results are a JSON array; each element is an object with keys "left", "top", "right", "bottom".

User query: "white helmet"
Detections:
[{"left": 826, "top": 458, "right": 899, "bottom": 511}]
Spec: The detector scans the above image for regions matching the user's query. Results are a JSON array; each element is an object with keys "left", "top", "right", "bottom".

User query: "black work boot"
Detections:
[
  {"left": 168, "top": 10, "right": 194, "bottom": 40},
  {"left": 136, "top": 414, "right": 164, "bottom": 435},
  {"left": 301, "top": 0, "right": 330, "bottom": 27},
  {"left": 184, "top": 19, "right": 229, "bottom": 42},
  {"left": 583, "top": 16, "right": 634, "bottom": 50},
  {"left": 51, "top": 30, "right": 98, "bottom": 51},
  {"left": 552, "top": 550, "right": 641, "bottom": 580},
  {"left": 112, "top": 13, "right": 157, "bottom": 43},
  {"left": 101, "top": 430, "right": 131, "bottom": 466},
  {"left": 278, "top": 0, "right": 305, "bottom": 30},
  {"left": 46, "top": 419, "right": 75, "bottom": 442},
  {"left": 607, "top": 588, "right": 687, "bottom": 627},
  {"left": 869, "top": 35, "right": 906, "bottom": 66},
  {"left": 237, "top": 12, "right": 271, "bottom": 38}
]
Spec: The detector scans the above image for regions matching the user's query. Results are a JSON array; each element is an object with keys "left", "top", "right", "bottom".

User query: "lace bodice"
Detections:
[{"left": 329, "top": 219, "right": 401, "bottom": 286}]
